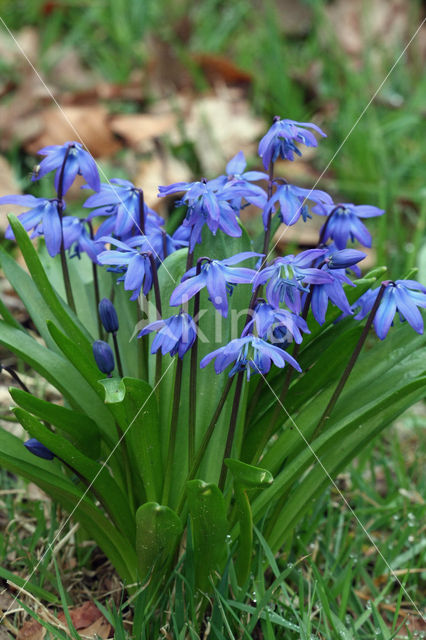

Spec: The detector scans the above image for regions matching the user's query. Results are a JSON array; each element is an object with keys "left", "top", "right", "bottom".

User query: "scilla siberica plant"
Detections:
[{"left": 0, "top": 122, "right": 425, "bottom": 612}]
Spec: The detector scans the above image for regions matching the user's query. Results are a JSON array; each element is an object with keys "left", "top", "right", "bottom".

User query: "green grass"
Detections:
[{"left": 1, "top": 410, "right": 424, "bottom": 638}]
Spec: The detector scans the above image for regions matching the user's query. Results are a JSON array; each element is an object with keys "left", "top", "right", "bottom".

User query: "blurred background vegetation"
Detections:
[{"left": 0, "top": 0, "right": 425, "bottom": 276}]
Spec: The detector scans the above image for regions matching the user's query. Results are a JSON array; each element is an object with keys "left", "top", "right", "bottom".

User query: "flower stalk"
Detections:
[{"left": 56, "top": 145, "right": 76, "bottom": 312}]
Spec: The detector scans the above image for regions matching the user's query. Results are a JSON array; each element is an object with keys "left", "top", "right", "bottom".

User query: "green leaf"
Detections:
[
  {"left": 135, "top": 502, "right": 183, "bottom": 580},
  {"left": 101, "top": 377, "right": 163, "bottom": 503},
  {"left": 0, "top": 320, "right": 116, "bottom": 443},
  {"left": 9, "top": 388, "right": 100, "bottom": 459},
  {"left": 8, "top": 215, "right": 94, "bottom": 351},
  {"left": 0, "top": 429, "right": 136, "bottom": 582},
  {"left": 225, "top": 460, "right": 273, "bottom": 586},
  {"left": 186, "top": 479, "right": 228, "bottom": 591},
  {"left": 14, "top": 408, "right": 136, "bottom": 542},
  {"left": 0, "top": 244, "right": 58, "bottom": 347},
  {"left": 0, "top": 567, "right": 59, "bottom": 604},
  {"left": 224, "top": 459, "right": 273, "bottom": 488},
  {"left": 99, "top": 377, "right": 126, "bottom": 403}
]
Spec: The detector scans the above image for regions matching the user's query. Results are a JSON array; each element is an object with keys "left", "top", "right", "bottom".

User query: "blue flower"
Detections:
[
  {"left": 352, "top": 280, "right": 426, "bottom": 339},
  {"left": 253, "top": 249, "right": 332, "bottom": 313},
  {"left": 312, "top": 202, "right": 385, "bottom": 249},
  {"left": 0, "top": 194, "right": 63, "bottom": 257},
  {"left": 324, "top": 247, "right": 366, "bottom": 271},
  {"left": 97, "top": 236, "right": 154, "bottom": 300},
  {"left": 24, "top": 438, "right": 55, "bottom": 460},
  {"left": 263, "top": 183, "right": 333, "bottom": 227},
  {"left": 62, "top": 217, "right": 104, "bottom": 262},
  {"left": 243, "top": 301, "right": 310, "bottom": 344},
  {"left": 138, "top": 312, "right": 197, "bottom": 359},
  {"left": 200, "top": 335, "right": 301, "bottom": 380},
  {"left": 93, "top": 340, "right": 115, "bottom": 375},
  {"left": 170, "top": 252, "right": 262, "bottom": 317},
  {"left": 158, "top": 179, "right": 242, "bottom": 251},
  {"left": 258, "top": 117, "right": 326, "bottom": 169},
  {"left": 309, "top": 264, "right": 356, "bottom": 325},
  {"left": 34, "top": 141, "right": 100, "bottom": 194},
  {"left": 99, "top": 298, "right": 119, "bottom": 333},
  {"left": 84, "top": 179, "right": 164, "bottom": 238},
  {"left": 209, "top": 151, "right": 268, "bottom": 209}
]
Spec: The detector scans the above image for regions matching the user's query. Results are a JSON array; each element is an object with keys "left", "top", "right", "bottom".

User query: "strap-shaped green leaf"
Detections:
[
  {"left": 8, "top": 215, "right": 93, "bottom": 350},
  {"left": 0, "top": 429, "right": 136, "bottom": 582},
  {"left": 0, "top": 320, "right": 116, "bottom": 443},
  {"left": 186, "top": 479, "right": 228, "bottom": 592},
  {"left": 224, "top": 459, "right": 273, "bottom": 488},
  {"left": 14, "top": 407, "right": 135, "bottom": 542},
  {"left": 225, "top": 460, "right": 273, "bottom": 585},
  {"left": 135, "top": 502, "right": 182, "bottom": 580},
  {"left": 9, "top": 387, "right": 100, "bottom": 459},
  {"left": 99, "top": 376, "right": 163, "bottom": 503}
]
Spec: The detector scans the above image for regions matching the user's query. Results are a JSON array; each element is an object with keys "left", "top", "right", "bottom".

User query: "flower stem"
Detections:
[
  {"left": 312, "top": 283, "right": 387, "bottom": 440},
  {"left": 188, "top": 259, "right": 203, "bottom": 469},
  {"left": 138, "top": 189, "right": 145, "bottom": 235},
  {"left": 112, "top": 333, "right": 124, "bottom": 378},
  {"left": 87, "top": 220, "right": 103, "bottom": 340},
  {"left": 318, "top": 205, "right": 341, "bottom": 245},
  {"left": 219, "top": 371, "right": 245, "bottom": 491},
  {"left": 162, "top": 357, "right": 183, "bottom": 505},
  {"left": 2, "top": 365, "right": 30, "bottom": 393},
  {"left": 56, "top": 145, "right": 76, "bottom": 313},
  {"left": 176, "top": 377, "right": 234, "bottom": 515},
  {"left": 147, "top": 253, "right": 163, "bottom": 386},
  {"left": 260, "top": 160, "right": 275, "bottom": 268}
]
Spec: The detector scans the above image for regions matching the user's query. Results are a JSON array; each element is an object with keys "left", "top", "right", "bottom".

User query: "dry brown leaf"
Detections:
[
  {"left": 192, "top": 53, "right": 252, "bottom": 86},
  {"left": 56, "top": 601, "right": 101, "bottom": 629},
  {"left": 16, "top": 619, "right": 46, "bottom": 640},
  {"left": 25, "top": 106, "right": 121, "bottom": 158},
  {"left": 78, "top": 617, "right": 111, "bottom": 640},
  {"left": 110, "top": 113, "right": 177, "bottom": 149}
]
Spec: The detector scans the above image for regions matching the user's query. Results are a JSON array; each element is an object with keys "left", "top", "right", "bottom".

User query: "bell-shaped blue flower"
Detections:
[
  {"left": 309, "top": 265, "right": 356, "bottom": 325},
  {"left": 0, "top": 194, "right": 63, "bottom": 257},
  {"left": 352, "top": 280, "right": 426, "bottom": 339},
  {"left": 313, "top": 202, "right": 385, "bottom": 249},
  {"left": 258, "top": 117, "right": 326, "bottom": 169},
  {"left": 200, "top": 334, "right": 301, "bottom": 380},
  {"left": 138, "top": 312, "right": 197, "bottom": 359},
  {"left": 170, "top": 252, "right": 262, "bottom": 317},
  {"left": 243, "top": 301, "right": 310, "bottom": 344},
  {"left": 24, "top": 438, "right": 55, "bottom": 460},
  {"left": 209, "top": 151, "right": 268, "bottom": 210},
  {"left": 263, "top": 183, "right": 333, "bottom": 228},
  {"left": 97, "top": 236, "right": 154, "bottom": 300},
  {"left": 84, "top": 179, "right": 163, "bottom": 239},
  {"left": 61, "top": 217, "right": 104, "bottom": 262},
  {"left": 158, "top": 179, "right": 242, "bottom": 251},
  {"left": 34, "top": 141, "right": 100, "bottom": 194},
  {"left": 253, "top": 249, "right": 332, "bottom": 313}
]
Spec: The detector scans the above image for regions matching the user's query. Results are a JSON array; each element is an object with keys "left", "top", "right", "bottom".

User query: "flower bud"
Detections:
[
  {"left": 99, "top": 298, "right": 119, "bottom": 333},
  {"left": 328, "top": 249, "right": 366, "bottom": 269},
  {"left": 93, "top": 340, "right": 115, "bottom": 375},
  {"left": 24, "top": 438, "right": 54, "bottom": 460}
]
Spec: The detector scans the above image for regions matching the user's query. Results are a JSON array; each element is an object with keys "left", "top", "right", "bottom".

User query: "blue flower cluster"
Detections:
[{"left": 1, "top": 115, "right": 425, "bottom": 383}]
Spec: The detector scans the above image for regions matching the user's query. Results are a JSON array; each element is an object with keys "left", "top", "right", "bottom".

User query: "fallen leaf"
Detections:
[
  {"left": 56, "top": 600, "right": 101, "bottom": 629},
  {"left": 16, "top": 619, "right": 46, "bottom": 640},
  {"left": 78, "top": 616, "right": 111, "bottom": 639},
  {"left": 110, "top": 113, "right": 177, "bottom": 150},
  {"left": 192, "top": 53, "right": 252, "bottom": 86},
  {"left": 25, "top": 106, "right": 121, "bottom": 158}
]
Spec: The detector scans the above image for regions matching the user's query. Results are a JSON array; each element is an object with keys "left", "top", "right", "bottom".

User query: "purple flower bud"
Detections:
[
  {"left": 98, "top": 298, "right": 119, "bottom": 333},
  {"left": 24, "top": 438, "right": 54, "bottom": 460},
  {"left": 327, "top": 249, "right": 366, "bottom": 269},
  {"left": 93, "top": 340, "right": 115, "bottom": 375}
]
